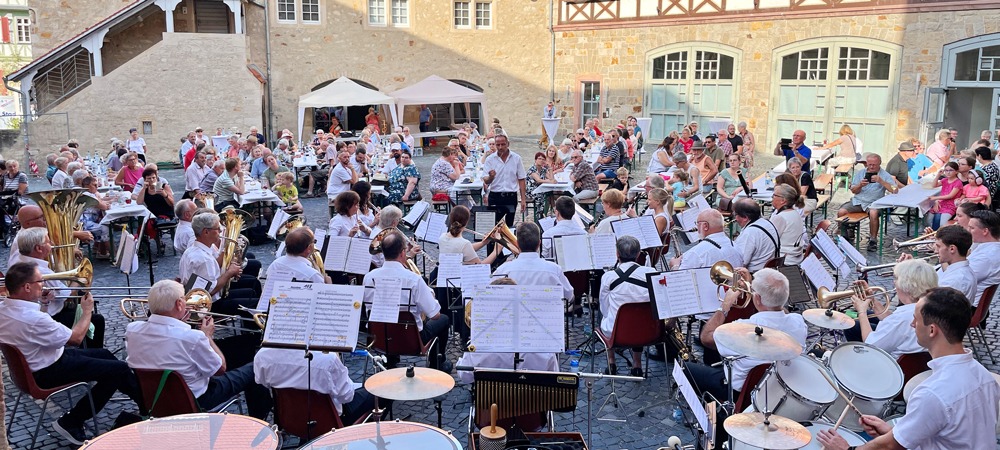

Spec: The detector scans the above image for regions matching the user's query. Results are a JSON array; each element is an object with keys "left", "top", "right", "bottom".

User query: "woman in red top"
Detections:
[
  {"left": 673, "top": 127, "right": 695, "bottom": 154},
  {"left": 114, "top": 152, "right": 144, "bottom": 192},
  {"left": 365, "top": 107, "right": 380, "bottom": 133}
]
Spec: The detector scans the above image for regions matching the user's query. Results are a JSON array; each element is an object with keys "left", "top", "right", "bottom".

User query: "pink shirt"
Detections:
[
  {"left": 926, "top": 141, "right": 950, "bottom": 166},
  {"left": 963, "top": 184, "right": 990, "bottom": 205},
  {"left": 939, "top": 177, "right": 963, "bottom": 215}
]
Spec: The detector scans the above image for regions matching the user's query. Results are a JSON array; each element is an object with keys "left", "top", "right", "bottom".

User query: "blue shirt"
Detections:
[
  {"left": 783, "top": 144, "right": 812, "bottom": 173},
  {"left": 850, "top": 168, "right": 896, "bottom": 208},
  {"left": 250, "top": 157, "right": 267, "bottom": 179},
  {"left": 419, "top": 108, "right": 431, "bottom": 123},
  {"left": 907, "top": 153, "right": 934, "bottom": 182}
]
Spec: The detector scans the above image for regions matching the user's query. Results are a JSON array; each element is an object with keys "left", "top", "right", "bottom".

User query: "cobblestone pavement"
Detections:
[{"left": 4, "top": 138, "right": 999, "bottom": 449}]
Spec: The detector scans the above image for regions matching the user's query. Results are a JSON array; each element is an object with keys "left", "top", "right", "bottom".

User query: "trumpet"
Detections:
[
  {"left": 709, "top": 261, "right": 755, "bottom": 308},
  {"left": 817, "top": 281, "right": 893, "bottom": 319},
  {"left": 892, "top": 230, "right": 937, "bottom": 251},
  {"left": 857, "top": 255, "right": 938, "bottom": 276}
]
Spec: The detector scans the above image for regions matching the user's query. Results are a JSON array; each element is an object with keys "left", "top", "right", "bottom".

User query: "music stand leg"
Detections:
[
  {"left": 435, "top": 398, "right": 443, "bottom": 428},
  {"left": 586, "top": 379, "right": 593, "bottom": 448}
]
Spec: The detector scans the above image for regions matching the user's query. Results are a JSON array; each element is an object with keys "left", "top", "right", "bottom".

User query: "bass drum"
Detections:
[
  {"left": 732, "top": 420, "right": 866, "bottom": 449},
  {"left": 824, "top": 343, "right": 903, "bottom": 432},
  {"left": 751, "top": 356, "right": 837, "bottom": 422}
]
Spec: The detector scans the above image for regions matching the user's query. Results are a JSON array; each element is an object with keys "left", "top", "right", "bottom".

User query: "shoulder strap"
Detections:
[
  {"left": 701, "top": 238, "right": 722, "bottom": 249},
  {"left": 610, "top": 264, "right": 648, "bottom": 290},
  {"left": 749, "top": 222, "right": 781, "bottom": 258},
  {"left": 144, "top": 369, "right": 173, "bottom": 419}
]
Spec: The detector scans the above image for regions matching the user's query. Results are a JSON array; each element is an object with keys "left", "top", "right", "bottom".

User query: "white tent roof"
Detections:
[
  {"left": 388, "top": 75, "right": 489, "bottom": 129},
  {"left": 297, "top": 77, "right": 398, "bottom": 138}
]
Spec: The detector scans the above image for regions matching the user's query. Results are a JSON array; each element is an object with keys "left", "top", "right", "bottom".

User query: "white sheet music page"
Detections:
[
  {"left": 469, "top": 285, "right": 517, "bottom": 352},
  {"left": 261, "top": 283, "right": 312, "bottom": 347},
  {"left": 369, "top": 277, "right": 403, "bottom": 324},
  {"left": 313, "top": 228, "right": 327, "bottom": 246},
  {"left": 344, "top": 238, "right": 373, "bottom": 275},
  {"left": 275, "top": 241, "right": 286, "bottom": 258},
  {"left": 308, "top": 284, "right": 364, "bottom": 350},
  {"left": 637, "top": 215, "right": 663, "bottom": 249},
  {"left": 555, "top": 235, "right": 593, "bottom": 272},
  {"left": 414, "top": 216, "right": 430, "bottom": 241},
  {"left": 436, "top": 253, "right": 463, "bottom": 287},
  {"left": 611, "top": 218, "right": 642, "bottom": 244},
  {"left": 692, "top": 268, "right": 723, "bottom": 313},
  {"left": 257, "top": 265, "right": 295, "bottom": 310},
  {"left": 688, "top": 194, "right": 711, "bottom": 212},
  {"left": 422, "top": 213, "right": 448, "bottom": 244},
  {"left": 516, "top": 286, "right": 566, "bottom": 353},
  {"left": 673, "top": 362, "right": 710, "bottom": 432},
  {"left": 801, "top": 253, "right": 835, "bottom": 292},
  {"left": 323, "top": 235, "right": 350, "bottom": 272},
  {"left": 590, "top": 233, "right": 618, "bottom": 269},
  {"left": 678, "top": 208, "right": 702, "bottom": 243},
  {"left": 651, "top": 271, "right": 700, "bottom": 318},
  {"left": 475, "top": 212, "right": 496, "bottom": 237},
  {"left": 402, "top": 201, "right": 429, "bottom": 225},
  {"left": 837, "top": 237, "right": 867, "bottom": 266},
  {"left": 537, "top": 216, "right": 556, "bottom": 233},
  {"left": 461, "top": 263, "right": 492, "bottom": 291},
  {"left": 267, "top": 209, "right": 290, "bottom": 239},
  {"left": 117, "top": 232, "right": 138, "bottom": 274},
  {"left": 812, "top": 230, "right": 846, "bottom": 269}
]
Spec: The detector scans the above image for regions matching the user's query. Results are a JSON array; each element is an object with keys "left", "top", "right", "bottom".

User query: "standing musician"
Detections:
[
  {"left": 541, "top": 196, "right": 587, "bottom": 259},
  {"left": 7, "top": 204, "right": 93, "bottom": 268},
  {"left": 125, "top": 280, "right": 271, "bottom": 420},
  {"left": 965, "top": 210, "right": 1000, "bottom": 307},
  {"left": 899, "top": 224, "right": 976, "bottom": 304},
  {"left": 482, "top": 135, "right": 527, "bottom": 227},
  {"left": 179, "top": 212, "right": 260, "bottom": 316},
  {"left": 362, "top": 230, "right": 452, "bottom": 372},
  {"left": 0, "top": 262, "right": 142, "bottom": 445},
  {"left": 12, "top": 228, "right": 105, "bottom": 348},
  {"left": 493, "top": 222, "right": 574, "bottom": 302},
  {"left": 173, "top": 199, "right": 198, "bottom": 254},
  {"left": 687, "top": 268, "right": 807, "bottom": 402},
  {"left": 846, "top": 259, "right": 936, "bottom": 358},
  {"left": 669, "top": 209, "right": 742, "bottom": 270},
  {"left": 599, "top": 236, "right": 657, "bottom": 377},
  {"left": 731, "top": 199, "right": 779, "bottom": 272},
  {"left": 818, "top": 287, "right": 1000, "bottom": 449},
  {"left": 268, "top": 227, "right": 330, "bottom": 284}
]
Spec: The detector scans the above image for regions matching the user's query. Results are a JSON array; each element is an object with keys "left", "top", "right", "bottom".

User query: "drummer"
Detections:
[
  {"left": 817, "top": 287, "right": 1000, "bottom": 449},
  {"left": 845, "top": 259, "right": 936, "bottom": 358},
  {"left": 686, "top": 268, "right": 807, "bottom": 401}
]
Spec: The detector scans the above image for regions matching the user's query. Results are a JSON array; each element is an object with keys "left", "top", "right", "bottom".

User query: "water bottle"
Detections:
[
  {"left": 570, "top": 359, "right": 579, "bottom": 370},
  {"left": 765, "top": 172, "right": 774, "bottom": 189},
  {"left": 351, "top": 349, "right": 370, "bottom": 357},
  {"left": 672, "top": 407, "right": 684, "bottom": 422}
]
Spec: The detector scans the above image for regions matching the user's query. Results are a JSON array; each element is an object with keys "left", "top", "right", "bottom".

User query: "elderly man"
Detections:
[
  {"left": 200, "top": 159, "right": 225, "bottom": 197},
  {"left": 483, "top": 135, "right": 528, "bottom": 227},
  {"left": 773, "top": 129, "right": 812, "bottom": 173},
  {"left": 494, "top": 222, "right": 574, "bottom": 301},
  {"left": 213, "top": 158, "right": 246, "bottom": 212},
  {"left": 179, "top": 213, "right": 259, "bottom": 316},
  {"left": 818, "top": 287, "right": 1000, "bottom": 450},
  {"left": 967, "top": 210, "right": 1000, "bottom": 307},
  {"left": 179, "top": 131, "right": 196, "bottom": 166},
  {"left": 846, "top": 259, "right": 936, "bottom": 358},
  {"left": 595, "top": 132, "right": 622, "bottom": 182},
  {"left": 689, "top": 143, "right": 718, "bottom": 193},
  {"left": 542, "top": 196, "right": 587, "bottom": 259},
  {"left": 0, "top": 262, "right": 141, "bottom": 445},
  {"left": 268, "top": 227, "right": 329, "bottom": 284},
  {"left": 8, "top": 205, "right": 93, "bottom": 267},
  {"left": 669, "top": 209, "right": 742, "bottom": 270},
  {"left": 569, "top": 149, "right": 599, "bottom": 201},
  {"left": 173, "top": 199, "right": 198, "bottom": 254},
  {"left": 184, "top": 151, "right": 211, "bottom": 199},
  {"left": 837, "top": 153, "right": 898, "bottom": 251},
  {"left": 126, "top": 280, "right": 270, "bottom": 420},
  {"left": 732, "top": 199, "right": 779, "bottom": 272},
  {"left": 50, "top": 157, "right": 71, "bottom": 188},
  {"left": 599, "top": 236, "right": 657, "bottom": 377},
  {"left": 687, "top": 268, "right": 807, "bottom": 401},
  {"left": 885, "top": 141, "right": 915, "bottom": 186},
  {"left": 369, "top": 205, "right": 402, "bottom": 268}
]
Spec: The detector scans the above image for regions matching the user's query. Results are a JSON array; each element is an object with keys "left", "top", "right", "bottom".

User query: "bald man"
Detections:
[{"left": 9, "top": 205, "right": 93, "bottom": 268}]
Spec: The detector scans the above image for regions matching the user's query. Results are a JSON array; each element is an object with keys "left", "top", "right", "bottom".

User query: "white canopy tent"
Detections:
[
  {"left": 388, "top": 75, "right": 489, "bottom": 130},
  {"left": 296, "top": 76, "right": 399, "bottom": 139}
]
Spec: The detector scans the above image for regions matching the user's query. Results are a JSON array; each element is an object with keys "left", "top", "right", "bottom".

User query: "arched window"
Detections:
[{"left": 644, "top": 43, "right": 740, "bottom": 141}]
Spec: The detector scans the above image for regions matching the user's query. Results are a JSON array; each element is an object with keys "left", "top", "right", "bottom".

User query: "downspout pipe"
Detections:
[
  {"left": 4, "top": 75, "right": 30, "bottom": 167},
  {"left": 247, "top": 0, "right": 274, "bottom": 147}
]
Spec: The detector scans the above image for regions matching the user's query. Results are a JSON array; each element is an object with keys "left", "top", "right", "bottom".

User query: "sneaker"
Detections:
[
  {"left": 866, "top": 240, "right": 878, "bottom": 252},
  {"left": 630, "top": 367, "right": 644, "bottom": 377},
  {"left": 603, "top": 363, "right": 618, "bottom": 375},
  {"left": 53, "top": 415, "right": 87, "bottom": 445}
]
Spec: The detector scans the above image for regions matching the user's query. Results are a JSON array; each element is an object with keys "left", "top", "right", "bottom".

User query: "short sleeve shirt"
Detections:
[
  {"left": 213, "top": 171, "right": 236, "bottom": 202},
  {"left": 430, "top": 159, "right": 456, "bottom": 192}
]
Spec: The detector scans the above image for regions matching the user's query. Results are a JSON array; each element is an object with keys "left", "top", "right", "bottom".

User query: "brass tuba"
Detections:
[
  {"left": 29, "top": 189, "right": 98, "bottom": 275},
  {"left": 218, "top": 207, "right": 253, "bottom": 297},
  {"left": 485, "top": 221, "right": 520, "bottom": 255},
  {"left": 274, "top": 214, "right": 325, "bottom": 273}
]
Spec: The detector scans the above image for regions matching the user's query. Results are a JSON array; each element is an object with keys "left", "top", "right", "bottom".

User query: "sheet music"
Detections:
[
  {"left": 554, "top": 234, "right": 593, "bottom": 272},
  {"left": 436, "top": 253, "right": 463, "bottom": 288},
  {"left": 837, "top": 237, "right": 867, "bottom": 266},
  {"left": 314, "top": 228, "right": 326, "bottom": 246},
  {"left": 323, "top": 235, "right": 350, "bottom": 272},
  {"left": 275, "top": 241, "right": 286, "bottom": 257},
  {"left": 648, "top": 268, "right": 720, "bottom": 319},
  {"left": 516, "top": 285, "right": 566, "bottom": 353},
  {"left": 590, "top": 233, "right": 618, "bottom": 269},
  {"left": 261, "top": 289, "right": 312, "bottom": 346},
  {"left": 369, "top": 277, "right": 403, "bottom": 323},
  {"left": 474, "top": 211, "right": 496, "bottom": 238},
  {"left": 811, "top": 230, "right": 846, "bottom": 270},
  {"left": 611, "top": 218, "right": 642, "bottom": 244},
  {"left": 257, "top": 265, "right": 295, "bottom": 310},
  {"left": 185, "top": 274, "right": 213, "bottom": 294},
  {"left": 419, "top": 212, "right": 447, "bottom": 244},
  {"left": 461, "top": 263, "right": 492, "bottom": 291},
  {"left": 678, "top": 208, "right": 701, "bottom": 243},
  {"left": 262, "top": 282, "right": 364, "bottom": 351},
  {"left": 117, "top": 231, "right": 138, "bottom": 274},
  {"left": 469, "top": 285, "right": 564, "bottom": 353},
  {"left": 673, "top": 362, "right": 710, "bottom": 432},
  {"left": 402, "top": 200, "right": 430, "bottom": 225},
  {"left": 469, "top": 285, "right": 516, "bottom": 351},
  {"left": 688, "top": 194, "right": 710, "bottom": 212},
  {"left": 344, "top": 237, "right": 373, "bottom": 275},
  {"left": 574, "top": 203, "right": 593, "bottom": 225},
  {"left": 537, "top": 216, "right": 556, "bottom": 232},
  {"left": 611, "top": 216, "right": 661, "bottom": 249},
  {"left": 800, "top": 253, "right": 835, "bottom": 292},
  {"left": 267, "top": 208, "right": 290, "bottom": 239}
]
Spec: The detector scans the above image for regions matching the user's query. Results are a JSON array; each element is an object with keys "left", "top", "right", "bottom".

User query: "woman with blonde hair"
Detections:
[
  {"left": 646, "top": 188, "right": 673, "bottom": 238},
  {"left": 770, "top": 184, "right": 805, "bottom": 264},
  {"left": 817, "top": 124, "right": 861, "bottom": 166},
  {"left": 593, "top": 189, "right": 631, "bottom": 234}
]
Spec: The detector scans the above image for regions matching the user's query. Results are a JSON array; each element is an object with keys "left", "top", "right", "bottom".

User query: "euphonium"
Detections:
[
  {"left": 29, "top": 189, "right": 98, "bottom": 274},
  {"left": 218, "top": 207, "right": 253, "bottom": 297},
  {"left": 42, "top": 259, "right": 93, "bottom": 287}
]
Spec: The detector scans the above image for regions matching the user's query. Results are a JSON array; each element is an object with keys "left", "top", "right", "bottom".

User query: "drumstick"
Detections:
[
  {"left": 816, "top": 368, "right": 864, "bottom": 417},
  {"left": 832, "top": 398, "right": 851, "bottom": 431}
]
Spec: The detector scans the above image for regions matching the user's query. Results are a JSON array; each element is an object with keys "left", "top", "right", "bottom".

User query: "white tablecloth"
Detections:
[
  {"left": 869, "top": 183, "right": 939, "bottom": 214},
  {"left": 532, "top": 182, "right": 575, "bottom": 195},
  {"left": 100, "top": 203, "right": 153, "bottom": 225},
  {"left": 410, "top": 130, "right": 460, "bottom": 140},
  {"left": 293, "top": 155, "right": 318, "bottom": 168},
  {"left": 239, "top": 190, "right": 286, "bottom": 208}
]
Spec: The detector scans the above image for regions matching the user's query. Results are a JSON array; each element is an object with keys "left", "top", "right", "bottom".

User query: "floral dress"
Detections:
[
  {"left": 387, "top": 164, "right": 421, "bottom": 203},
  {"left": 526, "top": 165, "right": 549, "bottom": 204}
]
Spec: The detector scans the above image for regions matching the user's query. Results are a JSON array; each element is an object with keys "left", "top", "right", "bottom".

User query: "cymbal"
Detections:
[
  {"left": 802, "top": 308, "right": 856, "bottom": 330},
  {"left": 724, "top": 412, "right": 812, "bottom": 449},
  {"left": 365, "top": 365, "right": 455, "bottom": 401},
  {"left": 714, "top": 322, "right": 802, "bottom": 361}
]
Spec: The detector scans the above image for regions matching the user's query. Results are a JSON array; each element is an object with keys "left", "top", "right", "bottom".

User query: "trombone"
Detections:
[
  {"left": 120, "top": 289, "right": 260, "bottom": 332},
  {"left": 892, "top": 230, "right": 936, "bottom": 251},
  {"left": 816, "top": 281, "right": 893, "bottom": 319},
  {"left": 857, "top": 255, "right": 938, "bottom": 277},
  {"left": 709, "top": 261, "right": 755, "bottom": 308}
]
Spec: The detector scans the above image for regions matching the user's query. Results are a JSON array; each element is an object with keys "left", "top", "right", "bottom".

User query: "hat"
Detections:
[
  {"left": 691, "top": 143, "right": 706, "bottom": 151},
  {"left": 281, "top": 131, "right": 293, "bottom": 138},
  {"left": 390, "top": 143, "right": 402, "bottom": 151},
  {"left": 898, "top": 141, "right": 916, "bottom": 152}
]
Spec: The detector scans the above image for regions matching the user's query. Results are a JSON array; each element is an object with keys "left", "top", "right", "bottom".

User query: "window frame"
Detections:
[
  {"left": 301, "top": 0, "right": 320, "bottom": 24},
  {"left": 390, "top": 0, "right": 409, "bottom": 27},
  {"left": 475, "top": 1, "right": 492, "bottom": 29},
  {"left": 580, "top": 80, "right": 602, "bottom": 128},
  {"left": 14, "top": 17, "right": 29, "bottom": 44},
  {"left": 454, "top": 1, "right": 472, "bottom": 29},
  {"left": 368, "top": 0, "right": 387, "bottom": 26},
  {"left": 276, "top": 0, "right": 297, "bottom": 24}
]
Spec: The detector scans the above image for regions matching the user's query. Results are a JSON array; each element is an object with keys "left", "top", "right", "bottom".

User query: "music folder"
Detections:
[
  {"left": 402, "top": 200, "right": 430, "bottom": 227},
  {"left": 552, "top": 234, "right": 617, "bottom": 272},
  {"left": 322, "top": 235, "right": 373, "bottom": 275},
  {"left": 645, "top": 267, "right": 722, "bottom": 319},
  {"left": 261, "top": 282, "right": 365, "bottom": 352}
]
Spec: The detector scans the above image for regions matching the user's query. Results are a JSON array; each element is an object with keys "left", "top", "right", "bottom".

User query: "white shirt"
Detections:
[
  {"left": 125, "top": 315, "right": 223, "bottom": 397},
  {"left": 174, "top": 221, "right": 195, "bottom": 254},
  {"left": 254, "top": 348, "right": 354, "bottom": 414},
  {"left": 494, "top": 253, "right": 573, "bottom": 301},
  {"left": 15, "top": 255, "right": 69, "bottom": 315},
  {"left": 380, "top": 158, "right": 398, "bottom": 175},
  {"left": 326, "top": 163, "right": 353, "bottom": 199},
  {"left": 439, "top": 233, "right": 478, "bottom": 263},
  {"left": 734, "top": 219, "right": 780, "bottom": 272},
  {"left": 599, "top": 262, "right": 656, "bottom": 334},
  {"left": 370, "top": 225, "right": 385, "bottom": 268},
  {"left": 865, "top": 302, "right": 922, "bottom": 358},
  {"left": 647, "top": 148, "right": 670, "bottom": 174},
  {"left": 179, "top": 241, "right": 222, "bottom": 300},
  {"left": 362, "top": 260, "right": 440, "bottom": 331},
  {"left": 456, "top": 352, "right": 560, "bottom": 384},
  {"left": 0, "top": 297, "right": 72, "bottom": 371},
  {"left": 328, "top": 213, "right": 356, "bottom": 237},
  {"left": 717, "top": 311, "right": 807, "bottom": 390},
  {"left": 483, "top": 152, "right": 526, "bottom": 193},
  {"left": 967, "top": 241, "right": 1000, "bottom": 306},
  {"left": 679, "top": 231, "right": 743, "bottom": 270},
  {"left": 770, "top": 208, "right": 804, "bottom": 265},
  {"left": 404, "top": 135, "right": 415, "bottom": 149},
  {"left": 127, "top": 137, "right": 146, "bottom": 154},
  {"left": 937, "top": 260, "right": 977, "bottom": 305},
  {"left": 268, "top": 254, "right": 325, "bottom": 284},
  {"left": 893, "top": 350, "right": 1000, "bottom": 450},
  {"left": 541, "top": 219, "right": 587, "bottom": 259},
  {"left": 595, "top": 213, "right": 629, "bottom": 235},
  {"left": 51, "top": 169, "right": 72, "bottom": 189},
  {"left": 185, "top": 162, "right": 210, "bottom": 192}
]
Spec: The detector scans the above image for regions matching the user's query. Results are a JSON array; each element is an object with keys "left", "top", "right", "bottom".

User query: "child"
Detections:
[
  {"left": 961, "top": 169, "right": 991, "bottom": 205},
  {"left": 669, "top": 170, "right": 689, "bottom": 209},
  {"left": 925, "top": 162, "right": 962, "bottom": 230},
  {"left": 609, "top": 167, "right": 629, "bottom": 192},
  {"left": 272, "top": 171, "right": 303, "bottom": 213}
]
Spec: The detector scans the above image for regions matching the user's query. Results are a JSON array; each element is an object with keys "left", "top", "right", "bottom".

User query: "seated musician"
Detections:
[
  {"left": 179, "top": 212, "right": 261, "bottom": 316},
  {"left": 900, "top": 224, "right": 976, "bottom": 304},
  {"left": 370, "top": 205, "right": 402, "bottom": 268},
  {"left": 268, "top": 227, "right": 330, "bottom": 284},
  {"left": 687, "top": 268, "right": 807, "bottom": 402},
  {"left": 329, "top": 191, "right": 367, "bottom": 237},
  {"left": 494, "top": 222, "right": 574, "bottom": 302},
  {"left": 731, "top": 199, "right": 779, "bottom": 272},
  {"left": 599, "top": 236, "right": 656, "bottom": 377},
  {"left": 668, "top": 209, "right": 743, "bottom": 270},
  {"left": 541, "top": 196, "right": 586, "bottom": 259},
  {"left": 193, "top": 206, "right": 262, "bottom": 279},
  {"left": 173, "top": 199, "right": 198, "bottom": 254},
  {"left": 12, "top": 228, "right": 105, "bottom": 348},
  {"left": 362, "top": 230, "right": 452, "bottom": 372},
  {"left": 966, "top": 210, "right": 1000, "bottom": 307},
  {"left": 8, "top": 205, "right": 93, "bottom": 267},
  {"left": 592, "top": 189, "right": 632, "bottom": 234},
  {"left": 439, "top": 206, "right": 499, "bottom": 265},
  {"left": 846, "top": 259, "right": 936, "bottom": 358},
  {"left": 0, "top": 262, "right": 141, "bottom": 445},
  {"left": 125, "top": 280, "right": 271, "bottom": 420},
  {"left": 818, "top": 287, "right": 1000, "bottom": 450}
]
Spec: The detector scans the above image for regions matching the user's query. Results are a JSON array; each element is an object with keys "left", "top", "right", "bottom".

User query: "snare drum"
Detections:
[
  {"left": 751, "top": 355, "right": 838, "bottom": 422},
  {"left": 824, "top": 343, "right": 903, "bottom": 432},
  {"left": 80, "top": 413, "right": 279, "bottom": 450},
  {"left": 299, "top": 420, "right": 462, "bottom": 450},
  {"left": 732, "top": 420, "right": 866, "bottom": 449}
]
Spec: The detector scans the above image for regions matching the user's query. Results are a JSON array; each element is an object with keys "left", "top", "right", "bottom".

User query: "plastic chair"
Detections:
[
  {"left": 1, "top": 344, "right": 98, "bottom": 450},
  {"left": 133, "top": 369, "right": 240, "bottom": 418},
  {"left": 735, "top": 363, "right": 773, "bottom": 413},
  {"left": 595, "top": 302, "right": 664, "bottom": 422},
  {"left": 367, "top": 311, "right": 439, "bottom": 371},
  {"left": 968, "top": 285, "right": 998, "bottom": 364},
  {"left": 272, "top": 388, "right": 361, "bottom": 440},
  {"left": 895, "top": 352, "right": 932, "bottom": 401}
]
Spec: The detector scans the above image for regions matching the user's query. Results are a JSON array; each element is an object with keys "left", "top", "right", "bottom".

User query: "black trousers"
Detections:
[
  {"left": 197, "top": 365, "right": 271, "bottom": 420},
  {"left": 488, "top": 191, "right": 518, "bottom": 227},
  {"left": 420, "top": 315, "right": 452, "bottom": 369},
  {"left": 419, "top": 122, "right": 431, "bottom": 147},
  {"left": 33, "top": 348, "right": 142, "bottom": 427},
  {"left": 53, "top": 305, "right": 105, "bottom": 349}
]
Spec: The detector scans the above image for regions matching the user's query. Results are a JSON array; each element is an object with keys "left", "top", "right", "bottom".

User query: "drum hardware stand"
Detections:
[{"left": 576, "top": 370, "right": 644, "bottom": 446}]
